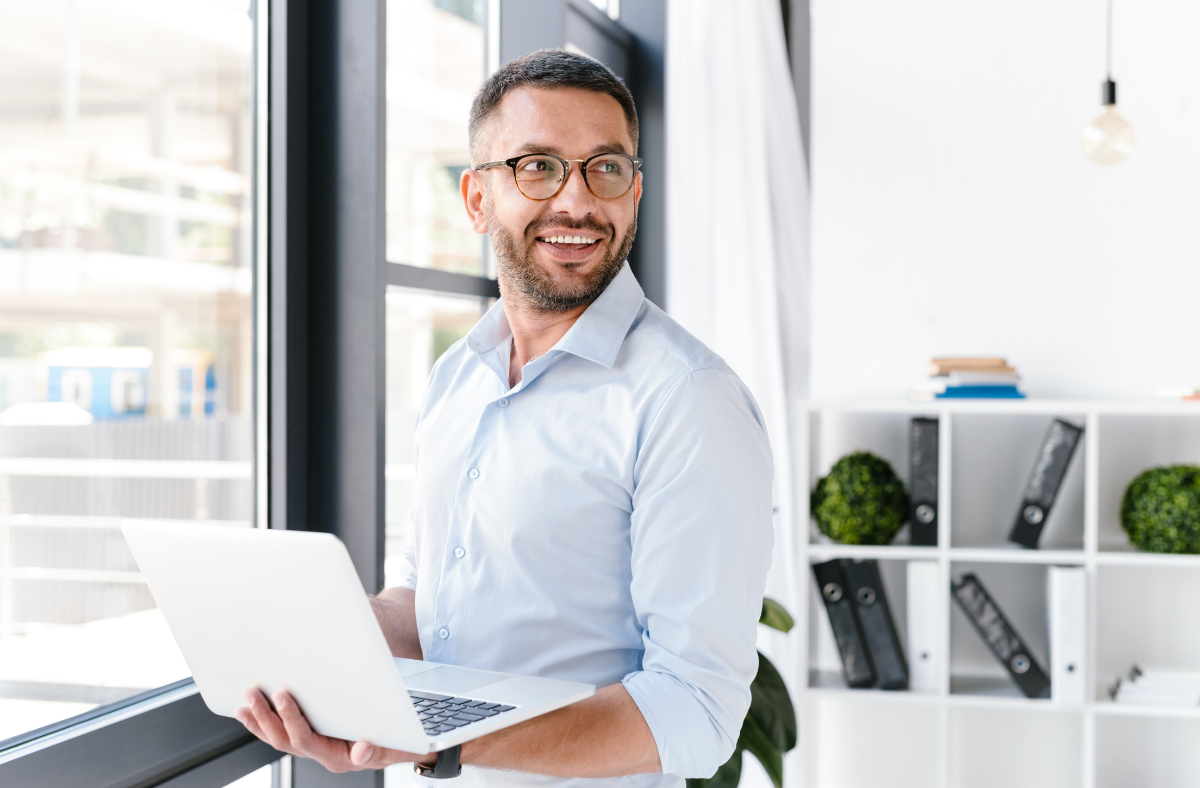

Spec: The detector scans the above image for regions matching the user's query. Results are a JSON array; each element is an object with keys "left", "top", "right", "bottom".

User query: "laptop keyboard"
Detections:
[{"left": 408, "top": 690, "right": 517, "bottom": 737}]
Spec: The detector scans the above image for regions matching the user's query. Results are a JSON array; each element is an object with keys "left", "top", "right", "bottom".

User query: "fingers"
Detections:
[
  {"left": 233, "top": 706, "right": 267, "bottom": 741},
  {"left": 273, "top": 690, "right": 355, "bottom": 772},
  {"left": 236, "top": 688, "right": 417, "bottom": 772},
  {"left": 238, "top": 688, "right": 302, "bottom": 757},
  {"left": 349, "top": 741, "right": 376, "bottom": 767},
  {"left": 349, "top": 740, "right": 423, "bottom": 769}
]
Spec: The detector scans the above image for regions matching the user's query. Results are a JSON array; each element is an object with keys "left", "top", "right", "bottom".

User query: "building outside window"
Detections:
[
  {"left": 0, "top": 0, "right": 254, "bottom": 743},
  {"left": 0, "top": 0, "right": 496, "bottom": 753}
]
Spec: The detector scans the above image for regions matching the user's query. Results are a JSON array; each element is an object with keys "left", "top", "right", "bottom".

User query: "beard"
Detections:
[{"left": 485, "top": 197, "right": 637, "bottom": 313}]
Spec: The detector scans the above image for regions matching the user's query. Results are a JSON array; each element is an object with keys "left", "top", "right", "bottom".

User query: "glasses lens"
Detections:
[
  {"left": 585, "top": 155, "right": 635, "bottom": 198},
  {"left": 514, "top": 155, "right": 564, "bottom": 199}
]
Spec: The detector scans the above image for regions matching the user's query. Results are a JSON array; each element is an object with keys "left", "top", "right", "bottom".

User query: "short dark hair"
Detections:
[{"left": 468, "top": 49, "right": 639, "bottom": 161}]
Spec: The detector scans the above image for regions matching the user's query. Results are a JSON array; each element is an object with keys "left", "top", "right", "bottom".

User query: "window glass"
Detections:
[
  {"left": 384, "top": 289, "right": 485, "bottom": 587},
  {"left": 0, "top": 0, "right": 254, "bottom": 742},
  {"left": 586, "top": 0, "right": 620, "bottom": 19},
  {"left": 225, "top": 764, "right": 274, "bottom": 788},
  {"left": 386, "top": 0, "right": 488, "bottom": 275}
]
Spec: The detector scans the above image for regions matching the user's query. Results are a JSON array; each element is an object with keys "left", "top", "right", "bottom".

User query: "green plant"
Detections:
[
  {"left": 810, "top": 451, "right": 909, "bottom": 545},
  {"left": 1120, "top": 465, "right": 1200, "bottom": 554},
  {"left": 687, "top": 598, "right": 797, "bottom": 788}
]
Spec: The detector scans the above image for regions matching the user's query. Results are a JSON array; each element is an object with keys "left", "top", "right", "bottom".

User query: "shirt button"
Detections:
[
  {"left": 498, "top": 398, "right": 509, "bottom": 408},
  {"left": 454, "top": 547, "right": 465, "bottom": 558},
  {"left": 468, "top": 468, "right": 480, "bottom": 479},
  {"left": 439, "top": 628, "right": 449, "bottom": 639}
]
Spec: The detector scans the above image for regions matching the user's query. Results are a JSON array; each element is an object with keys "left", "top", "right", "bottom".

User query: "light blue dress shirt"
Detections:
[{"left": 399, "top": 264, "right": 774, "bottom": 787}]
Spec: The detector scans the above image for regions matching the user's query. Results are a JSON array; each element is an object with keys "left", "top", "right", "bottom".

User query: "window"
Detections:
[
  {"left": 225, "top": 764, "right": 272, "bottom": 788},
  {"left": 385, "top": 288, "right": 488, "bottom": 588},
  {"left": 383, "top": 0, "right": 497, "bottom": 598},
  {"left": 0, "top": 0, "right": 254, "bottom": 744},
  {"left": 587, "top": 0, "right": 621, "bottom": 20},
  {"left": 387, "top": 0, "right": 490, "bottom": 276}
]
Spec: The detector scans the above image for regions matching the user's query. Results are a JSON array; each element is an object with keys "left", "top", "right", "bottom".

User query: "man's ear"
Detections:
[{"left": 461, "top": 168, "right": 489, "bottom": 235}]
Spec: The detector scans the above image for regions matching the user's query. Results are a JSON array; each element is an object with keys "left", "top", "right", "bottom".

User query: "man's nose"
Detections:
[{"left": 547, "top": 162, "right": 596, "bottom": 214}]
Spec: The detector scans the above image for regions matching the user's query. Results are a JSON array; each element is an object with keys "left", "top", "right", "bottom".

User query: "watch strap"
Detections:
[{"left": 414, "top": 745, "right": 462, "bottom": 779}]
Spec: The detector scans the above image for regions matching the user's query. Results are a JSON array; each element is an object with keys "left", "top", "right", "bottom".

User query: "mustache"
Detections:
[{"left": 524, "top": 213, "right": 611, "bottom": 240}]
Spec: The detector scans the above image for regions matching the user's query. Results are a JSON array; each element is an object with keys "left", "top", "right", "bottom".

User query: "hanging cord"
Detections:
[
  {"left": 1101, "top": 0, "right": 1117, "bottom": 105},
  {"left": 1105, "top": 0, "right": 1113, "bottom": 80}
]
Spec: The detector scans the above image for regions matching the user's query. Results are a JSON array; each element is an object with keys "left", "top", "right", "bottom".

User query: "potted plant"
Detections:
[
  {"left": 810, "top": 451, "right": 909, "bottom": 545},
  {"left": 1121, "top": 464, "right": 1200, "bottom": 553}
]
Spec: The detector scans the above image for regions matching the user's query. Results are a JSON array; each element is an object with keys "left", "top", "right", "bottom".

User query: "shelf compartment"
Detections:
[
  {"left": 1095, "top": 564, "right": 1200, "bottom": 687},
  {"left": 949, "top": 562, "right": 1050, "bottom": 699},
  {"left": 1095, "top": 715, "right": 1200, "bottom": 788},
  {"left": 806, "top": 410, "right": 919, "bottom": 545},
  {"left": 804, "top": 694, "right": 938, "bottom": 788},
  {"left": 1096, "top": 413, "right": 1200, "bottom": 553},
  {"left": 950, "top": 412, "right": 1086, "bottom": 549},
  {"left": 948, "top": 706, "right": 1082, "bottom": 788},
  {"left": 807, "top": 558, "right": 912, "bottom": 692}
]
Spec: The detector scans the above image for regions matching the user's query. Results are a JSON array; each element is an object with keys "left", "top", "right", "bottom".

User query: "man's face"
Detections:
[{"left": 462, "top": 86, "right": 641, "bottom": 312}]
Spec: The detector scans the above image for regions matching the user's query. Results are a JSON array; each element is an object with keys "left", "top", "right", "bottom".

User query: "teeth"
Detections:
[{"left": 540, "top": 235, "right": 598, "bottom": 245}]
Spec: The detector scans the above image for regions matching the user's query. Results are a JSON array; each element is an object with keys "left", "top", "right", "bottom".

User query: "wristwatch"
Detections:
[{"left": 414, "top": 745, "right": 462, "bottom": 779}]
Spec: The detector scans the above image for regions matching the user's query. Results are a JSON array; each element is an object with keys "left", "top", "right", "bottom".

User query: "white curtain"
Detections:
[{"left": 665, "top": 1, "right": 810, "bottom": 785}]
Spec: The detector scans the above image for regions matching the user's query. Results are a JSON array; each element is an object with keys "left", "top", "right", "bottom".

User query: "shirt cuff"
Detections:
[{"left": 622, "top": 670, "right": 737, "bottom": 779}]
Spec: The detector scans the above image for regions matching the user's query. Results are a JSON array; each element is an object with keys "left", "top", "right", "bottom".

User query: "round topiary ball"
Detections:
[
  {"left": 1120, "top": 465, "right": 1200, "bottom": 554},
  {"left": 811, "top": 451, "right": 910, "bottom": 545}
]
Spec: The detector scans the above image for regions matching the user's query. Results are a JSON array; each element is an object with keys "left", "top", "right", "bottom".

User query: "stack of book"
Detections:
[{"left": 912, "top": 357, "right": 1025, "bottom": 399}]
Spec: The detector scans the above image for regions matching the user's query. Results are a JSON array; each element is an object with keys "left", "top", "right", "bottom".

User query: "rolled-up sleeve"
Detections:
[{"left": 622, "top": 366, "right": 775, "bottom": 779}]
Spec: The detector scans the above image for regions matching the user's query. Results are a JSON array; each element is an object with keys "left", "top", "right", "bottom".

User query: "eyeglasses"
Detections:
[{"left": 474, "top": 153, "right": 643, "bottom": 201}]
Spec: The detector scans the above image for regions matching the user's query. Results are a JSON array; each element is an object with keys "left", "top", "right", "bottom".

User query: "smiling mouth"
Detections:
[{"left": 536, "top": 234, "right": 601, "bottom": 247}]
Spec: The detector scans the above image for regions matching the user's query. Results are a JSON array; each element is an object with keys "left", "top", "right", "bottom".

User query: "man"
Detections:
[{"left": 236, "top": 49, "right": 774, "bottom": 786}]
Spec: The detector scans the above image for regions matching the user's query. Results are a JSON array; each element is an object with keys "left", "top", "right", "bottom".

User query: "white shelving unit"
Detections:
[{"left": 793, "top": 399, "right": 1200, "bottom": 788}]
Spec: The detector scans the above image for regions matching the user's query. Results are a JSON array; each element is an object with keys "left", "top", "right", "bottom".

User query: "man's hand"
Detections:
[
  {"left": 234, "top": 688, "right": 430, "bottom": 772},
  {"left": 235, "top": 683, "right": 659, "bottom": 778}
]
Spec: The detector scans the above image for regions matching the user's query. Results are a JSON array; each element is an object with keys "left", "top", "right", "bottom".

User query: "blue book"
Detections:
[{"left": 936, "top": 385, "right": 1025, "bottom": 399}]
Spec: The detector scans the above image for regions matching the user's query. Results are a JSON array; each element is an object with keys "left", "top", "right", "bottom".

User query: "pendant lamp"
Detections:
[{"left": 1081, "top": 0, "right": 1134, "bottom": 165}]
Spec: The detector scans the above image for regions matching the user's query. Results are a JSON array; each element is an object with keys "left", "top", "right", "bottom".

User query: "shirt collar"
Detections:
[
  {"left": 466, "top": 263, "right": 645, "bottom": 370},
  {"left": 466, "top": 295, "right": 511, "bottom": 356}
]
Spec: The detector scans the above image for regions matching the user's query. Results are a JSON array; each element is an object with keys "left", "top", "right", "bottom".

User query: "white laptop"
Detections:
[{"left": 121, "top": 522, "right": 595, "bottom": 754}]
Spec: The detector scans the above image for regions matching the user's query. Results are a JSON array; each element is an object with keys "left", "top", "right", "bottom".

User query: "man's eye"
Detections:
[{"left": 520, "top": 159, "right": 556, "bottom": 173}]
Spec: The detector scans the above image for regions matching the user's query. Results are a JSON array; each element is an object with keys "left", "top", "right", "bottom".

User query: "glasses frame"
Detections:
[{"left": 475, "top": 152, "right": 643, "bottom": 201}]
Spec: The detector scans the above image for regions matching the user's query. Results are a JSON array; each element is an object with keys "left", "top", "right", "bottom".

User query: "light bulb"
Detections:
[
  {"left": 1082, "top": 80, "right": 1134, "bottom": 165},
  {"left": 1082, "top": 105, "right": 1134, "bottom": 165}
]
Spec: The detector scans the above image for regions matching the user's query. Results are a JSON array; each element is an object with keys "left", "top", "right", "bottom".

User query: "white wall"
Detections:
[{"left": 810, "top": 0, "right": 1200, "bottom": 399}]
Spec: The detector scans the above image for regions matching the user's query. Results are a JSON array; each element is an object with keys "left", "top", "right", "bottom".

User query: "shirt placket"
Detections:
[
  {"left": 426, "top": 350, "right": 567, "bottom": 661},
  {"left": 426, "top": 384, "right": 505, "bottom": 662}
]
